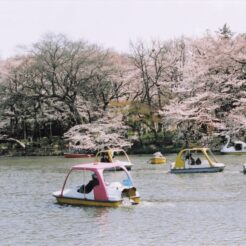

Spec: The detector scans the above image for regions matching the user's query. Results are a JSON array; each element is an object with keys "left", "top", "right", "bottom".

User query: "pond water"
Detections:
[{"left": 0, "top": 154, "right": 245, "bottom": 245}]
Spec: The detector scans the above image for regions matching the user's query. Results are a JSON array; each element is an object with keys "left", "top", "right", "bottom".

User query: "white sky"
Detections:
[{"left": 0, "top": 0, "right": 245, "bottom": 59}]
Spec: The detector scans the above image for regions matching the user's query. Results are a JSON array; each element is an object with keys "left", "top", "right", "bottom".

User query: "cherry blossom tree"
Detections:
[
  {"left": 0, "top": 29, "right": 245, "bottom": 151},
  {"left": 79, "top": 51, "right": 131, "bottom": 116},
  {"left": 128, "top": 39, "right": 185, "bottom": 140},
  {"left": 160, "top": 27, "right": 246, "bottom": 147},
  {"left": 64, "top": 110, "right": 132, "bottom": 150}
]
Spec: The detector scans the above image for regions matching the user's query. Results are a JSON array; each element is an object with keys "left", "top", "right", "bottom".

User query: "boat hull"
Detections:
[
  {"left": 220, "top": 151, "right": 246, "bottom": 155},
  {"left": 131, "top": 196, "right": 141, "bottom": 204},
  {"left": 54, "top": 196, "right": 122, "bottom": 207},
  {"left": 150, "top": 157, "right": 166, "bottom": 164},
  {"left": 170, "top": 166, "right": 225, "bottom": 173}
]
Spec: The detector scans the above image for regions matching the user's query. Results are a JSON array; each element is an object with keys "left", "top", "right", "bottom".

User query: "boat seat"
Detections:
[
  {"left": 61, "top": 188, "right": 95, "bottom": 199},
  {"left": 201, "top": 160, "right": 209, "bottom": 166}
]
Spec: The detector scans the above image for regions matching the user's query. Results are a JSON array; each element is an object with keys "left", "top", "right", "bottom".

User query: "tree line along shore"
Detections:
[{"left": 0, "top": 25, "right": 245, "bottom": 156}]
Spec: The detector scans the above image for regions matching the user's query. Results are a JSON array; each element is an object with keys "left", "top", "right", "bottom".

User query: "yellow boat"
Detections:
[
  {"left": 170, "top": 148, "right": 225, "bottom": 173},
  {"left": 149, "top": 152, "right": 166, "bottom": 164},
  {"left": 95, "top": 148, "right": 133, "bottom": 170}
]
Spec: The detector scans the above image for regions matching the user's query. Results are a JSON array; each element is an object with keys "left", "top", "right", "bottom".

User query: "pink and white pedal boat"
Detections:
[{"left": 53, "top": 162, "right": 140, "bottom": 207}]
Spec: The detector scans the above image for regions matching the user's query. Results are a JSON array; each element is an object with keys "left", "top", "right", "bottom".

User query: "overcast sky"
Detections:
[{"left": 0, "top": 0, "right": 245, "bottom": 59}]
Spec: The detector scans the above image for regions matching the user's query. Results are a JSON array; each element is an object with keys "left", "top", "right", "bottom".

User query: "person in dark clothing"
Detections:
[
  {"left": 190, "top": 154, "right": 195, "bottom": 165},
  {"left": 77, "top": 173, "right": 99, "bottom": 194},
  {"left": 100, "top": 152, "right": 110, "bottom": 162},
  {"left": 185, "top": 153, "right": 195, "bottom": 165}
]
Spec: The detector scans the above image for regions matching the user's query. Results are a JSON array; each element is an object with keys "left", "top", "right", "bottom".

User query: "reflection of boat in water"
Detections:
[
  {"left": 95, "top": 148, "right": 133, "bottom": 170},
  {"left": 53, "top": 162, "right": 140, "bottom": 207},
  {"left": 149, "top": 152, "right": 166, "bottom": 164},
  {"left": 170, "top": 148, "right": 225, "bottom": 173},
  {"left": 221, "top": 135, "right": 246, "bottom": 155}
]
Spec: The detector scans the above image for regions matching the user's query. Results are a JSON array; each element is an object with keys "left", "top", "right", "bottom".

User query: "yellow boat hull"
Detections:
[
  {"left": 55, "top": 196, "right": 123, "bottom": 207},
  {"left": 54, "top": 196, "right": 141, "bottom": 207},
  {"left": 131, "top": 196, "right": 141, "bottom": 204},
  {"left": 150, "top": 157, "right": 166, "bottom": 164}
]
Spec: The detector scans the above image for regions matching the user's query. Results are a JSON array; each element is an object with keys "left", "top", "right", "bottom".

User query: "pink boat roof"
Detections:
[{"left": 72, "top": 162, "right": 126, "bottom": 171}]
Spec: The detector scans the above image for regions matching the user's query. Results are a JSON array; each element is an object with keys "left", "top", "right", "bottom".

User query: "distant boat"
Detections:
[
  {"left": 95, "top": 148, "right": 133, "bottom": 171},
  {"left": 64, "top": 147, "right": 94, "bottom": 158},
  {"left": 64, "top": 153, "right": 94, "bottom": 158},
  {"left": 221, "top": 135, "right": 246, "bottom": 155},
  {"left": 149, "top": 152, "right": 166, "bottom": 164},
  {"left": 170, "top": 148, "right": 225, "bottom": 173}
]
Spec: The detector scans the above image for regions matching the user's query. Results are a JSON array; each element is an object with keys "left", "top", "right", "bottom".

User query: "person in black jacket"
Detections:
[
  {"left": 190, "top": 154, "right": 195, "bottom": 165},
  {"left": 77, "top": 173, "right": 99, "bottom": 194},
  {"left": 185, "top": 153, "right": 195, "bottom": 165},
  {"left": 100, "top": 152, "right": 110, "bottom": 162}
]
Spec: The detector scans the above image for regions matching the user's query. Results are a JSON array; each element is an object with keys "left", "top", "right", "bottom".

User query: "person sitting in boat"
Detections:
[
  {"left": 153, "top": 151, "right": 163, "bottom": 157},
  {"left": 100, "top": 152, "right": 110, "bottom": 162},
  {"left": 105, "top": 146, "right": 114, "bottom": 162},
  {"left": 77, "top": 173, "right": 99, "bottom": 194},
  {"left": 185, "top": 153, "right": 195, "bottom": 165},
  {"left": 190, "top": 154, "right": 195, "bottom": 165},
  {"left": 195, "top": 157, "right": 201, "bottom": 165}
]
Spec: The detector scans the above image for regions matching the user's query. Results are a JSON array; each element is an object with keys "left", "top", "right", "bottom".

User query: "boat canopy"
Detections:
[
  {"left": 72, "top": 162, "right": 127, "bottom": 171},
  {"left": 60, "top": 162, "right": 133, "bottom": 201},
  {"left": 95, "top": 148, "right": 131, "bottom": 163},
  {"left": 174, "top": 148, "right": 216, "bottom": 169}
]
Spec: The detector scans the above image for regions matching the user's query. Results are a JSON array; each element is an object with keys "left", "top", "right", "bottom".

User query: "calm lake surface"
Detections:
[{"left": 0, "top": 154, "right": 245, "bottom": 245}]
